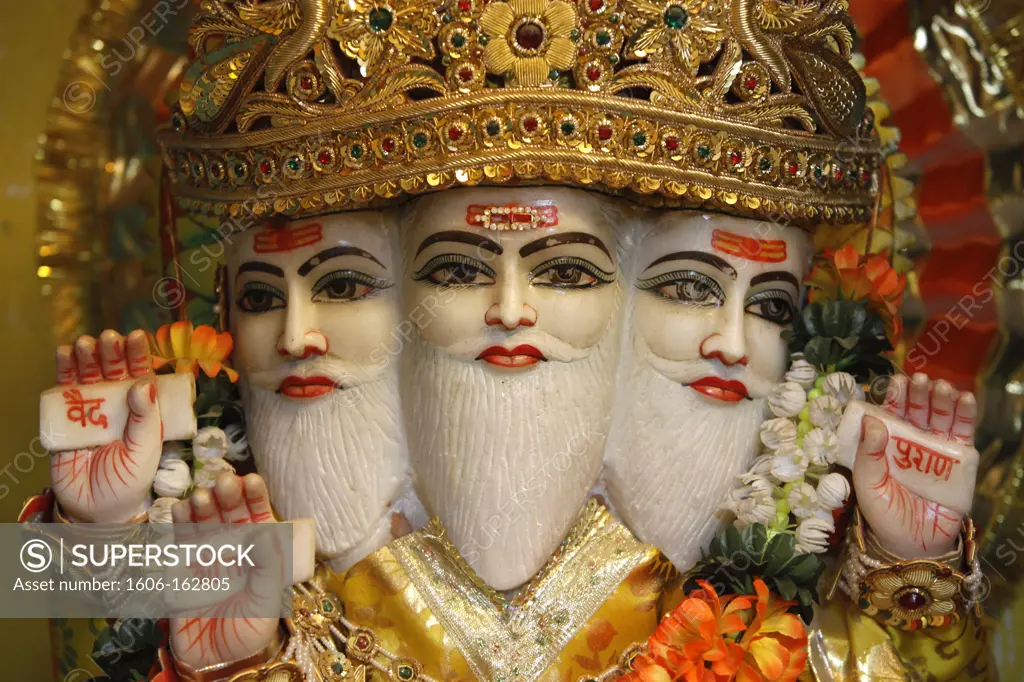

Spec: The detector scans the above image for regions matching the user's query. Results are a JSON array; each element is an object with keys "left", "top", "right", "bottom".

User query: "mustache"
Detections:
[
  {"left": 437, "top": 329, "right": 595, "bottom": 363},
  {"left": 646, "top": 356, "right": 774, "bottom": 399},
  {"left": 244, "top": 356, "right": 386, "bottom": 388}
]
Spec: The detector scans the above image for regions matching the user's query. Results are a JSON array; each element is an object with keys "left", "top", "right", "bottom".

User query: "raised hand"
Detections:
[
  {"left": 168, "top": 473, "right": 285, "bottom": 672},
  {"left": 849, "top": 373, "right": 979, "bottom": 559},
  {"left": 50, "top": 330, "right": 163, "bottom": 522}
]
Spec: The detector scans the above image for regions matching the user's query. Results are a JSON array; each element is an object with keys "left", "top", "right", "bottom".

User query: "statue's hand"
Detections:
[
  {"left": 169, "top": 473, "right": 283, "bottom": 672},
  {"left": 50, "top": 330, "right": 163, "bottom": 523},
  {"left": 848, "top": 373, "right": 979, "bottom": 559}
]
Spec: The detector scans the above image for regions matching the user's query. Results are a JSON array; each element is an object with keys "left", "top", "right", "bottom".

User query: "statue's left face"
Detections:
[
  {"left": 228, "top": 212, "right": 398, "bottom": 394},
  {"left": 226, "top": 212, "right": 405, "bottom": 566}
]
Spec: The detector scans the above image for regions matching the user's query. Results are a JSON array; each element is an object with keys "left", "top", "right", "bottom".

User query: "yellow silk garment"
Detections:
[
  {"left": 809, "top": 596, "right": 994, "bottom": 681},
  {"left": 325, "top": 499, "right": 680, "bottom": 682}
]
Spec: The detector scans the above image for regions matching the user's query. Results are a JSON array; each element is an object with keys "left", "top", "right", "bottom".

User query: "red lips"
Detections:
[
  {"left": 688, "top": 376, "right": 750, "bottom": 403},
  {"left": 476, "top": 345, "right": 547, "bottom": 368},
  {"left": 277, "top": 375, "right": 340, "bottom": 399}
]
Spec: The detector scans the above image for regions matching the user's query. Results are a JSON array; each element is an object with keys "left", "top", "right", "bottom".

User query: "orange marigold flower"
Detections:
[
  {"left": 807, "top": 244, "right": 906, "bottom": 341},
  {"left": 618, "top": 579, "right": 808, "bottom": 682},
  {"left": 150, "top": 321, "right": 238, "bottom": 382}
]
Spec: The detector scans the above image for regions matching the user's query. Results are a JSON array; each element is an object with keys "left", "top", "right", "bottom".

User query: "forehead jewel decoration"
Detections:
[{"left": 160, "top": 0, "right": 881, "bottom": 228}]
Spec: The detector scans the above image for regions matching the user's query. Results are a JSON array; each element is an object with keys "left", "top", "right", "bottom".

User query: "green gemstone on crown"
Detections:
[
  {"left": 332, "top": 661, "right": 345, "bottom": 674},
  {"left": 560, "top": 121, "right": 576, "bottom": 136},
  {"left": 368, "top": 7, "right": 394, "bottom": 32},
  {"left": 287, "top": 157, "right": 301, "bottom": 171},
  {"left": 486, "top": 121, "right": 501, "bottom": 136},
  {"left": 596, "top": 30, "right": 611, "bottom": 45},
  {"left": 412, "top": 132, "right": 429, "bottom": 148},
  {"left": 759, "top": 157, "right": 772, "bottom": 172},
  {"left": 696, "top": 145, "right": 712, "bottom": 159},
  {"left": 452, "top": 33, "right": 466, "bottom": 47},
  {"left": 398, "top": 665, "right": 415, "bottom": 680},
  {"left": 632, "top": 132, "right": 647, "bottom": 147},
  {"left": 663, "top": 5, "right": 688, "bottom": 29},
  {"left": 351, "top": 144, "right": 363, "bottom": 159}
]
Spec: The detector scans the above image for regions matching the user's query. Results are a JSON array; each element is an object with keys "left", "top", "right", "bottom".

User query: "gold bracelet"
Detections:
[
  {"left": 838, "top": 508, "right": 982, "bottom": 630},
  {"left": 173, "top": 630, "right": 290, "bottom": 682}
]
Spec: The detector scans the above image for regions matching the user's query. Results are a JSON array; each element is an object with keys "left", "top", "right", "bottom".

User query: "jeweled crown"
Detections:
[{"left": 159, "top": 0, "right": 881, "bottom": 224}]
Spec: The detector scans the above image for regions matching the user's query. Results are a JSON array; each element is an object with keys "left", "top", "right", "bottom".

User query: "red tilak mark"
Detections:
[
  {"left": 253, "top": 222, "right": 323, "bottom": 253},
  {"left": 465, "top": 203, "right": 559, "bottom": 228},
  {"left": 711, "top": 229, "right": 787, "bottom": 263}
]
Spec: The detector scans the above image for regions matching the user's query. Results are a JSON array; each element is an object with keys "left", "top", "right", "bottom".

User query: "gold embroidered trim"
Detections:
[{"left": 389, "top": 499, "right": 656, "bottom": 682}]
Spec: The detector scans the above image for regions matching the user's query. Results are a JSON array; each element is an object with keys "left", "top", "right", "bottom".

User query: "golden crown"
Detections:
[{"left": 158, "top": 0, "right": 880, "bottom": 224}]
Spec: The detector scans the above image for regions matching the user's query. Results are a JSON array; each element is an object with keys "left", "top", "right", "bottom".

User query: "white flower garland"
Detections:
[{"left": 722, "top": 355, "right": 864, "bottom": 555}]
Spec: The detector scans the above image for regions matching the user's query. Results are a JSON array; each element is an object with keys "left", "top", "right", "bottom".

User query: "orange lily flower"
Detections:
[
  {"left": 151, "top": 321, "right": 238, "bottom": 382},
  {"left": 736, "top": 579, "right": 808, "bottom": 682},
  {"left": 618, "top": 579, "right": 808, "bottom": 682},
  {"left": 807, "top": 244, "right": 906, "bottom": 342}
]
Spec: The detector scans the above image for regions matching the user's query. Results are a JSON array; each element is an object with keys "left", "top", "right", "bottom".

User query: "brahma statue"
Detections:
[{"left": 27, "top": 0, "right": 992, "bottom": 679}]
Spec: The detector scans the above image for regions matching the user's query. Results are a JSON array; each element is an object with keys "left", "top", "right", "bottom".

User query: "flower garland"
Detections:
[
  {"left": 620, "top": 244, "right": 907, "bottom": 681},
  {"left": 144, "top": 321, "right": 251, "bottom": 521}
]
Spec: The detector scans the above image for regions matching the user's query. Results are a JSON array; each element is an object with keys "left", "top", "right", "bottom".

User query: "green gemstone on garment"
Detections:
[
  {"left": 368, "top": 7, "right": 393, "bottom": 31},
  {"left": 663, "top": 5, "right": 688, "bottom": 29}
]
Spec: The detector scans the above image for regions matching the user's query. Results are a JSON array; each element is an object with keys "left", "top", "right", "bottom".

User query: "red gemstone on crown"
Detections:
[
  {"left": 586, "top": 65, "right": 601, "bottom": 81},
  {"left": 523, "top": 117, "right": 539, "bottom": 133},
  {"left": 665, "top": 136, "right": 679, "bottom": 151},
  {"left": 516, "top": 21, "right": 545, "bottom": 50},
  {"left": 318, "top": 150, "right": 333, "bottom": 165},
  {"left": 356, "top": 635, "right": 370, "bottom": 650},
  {"left": 458, "top": 0, "right": 472, "bottom": 10},
  {"left": 259, "top": 160, "right": 272, "bottom": 175},
  {"left": 730, "top": 151, "right": 743, "bottom": 166},
  {"left": 300, "top": 75, "right": 314, "bottom": 90},
  {"left": 448, "top": 126, "right": 462, "bottom": 141},
  {"left": 459, "top": 66, "right": 473, "bottom": 82},
  {"left": 787, "top": 161, "right": 800, "bottom": 176},
  {"left": 744, "top": 76, "right": 758, "bottom": 91},
  {"left": 382, "top": 138, "right": 396, "bottom": 153},
  {"left": 589, "top": 0, "right": 604, "bottom": 10},
  {"left": 598, "top": 124, "right": 613, "bottom": 140}
]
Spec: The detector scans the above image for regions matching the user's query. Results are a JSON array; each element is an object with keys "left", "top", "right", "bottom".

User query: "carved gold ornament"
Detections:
[{"left": 160, "top": 0, "right": 879, "bottom": 224}]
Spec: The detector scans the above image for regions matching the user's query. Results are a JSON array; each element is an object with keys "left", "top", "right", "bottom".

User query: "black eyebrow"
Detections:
[
  {"left": 297, "top": 246, "right": 384, "bottom": 276},
  {"left": 415, "top": 231, "right": 503, "bottom": 257},
  {"left": 751, "top": 272, "right": 800, "bottom": 289},
  {"left": 238, "top": 261, "right": 284, "bottom": 277},
  {"left": 645, "top": 251, "right": 738, "bottom": 279},
  {"left": 519, "top": 232, "right": 612, "bottom": 260}
]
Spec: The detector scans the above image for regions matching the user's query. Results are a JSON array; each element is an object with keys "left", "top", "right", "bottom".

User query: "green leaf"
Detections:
[
  {"left": 787, "top": 553, "right": 823, "bottom": 583},
  {"left": 763, "top": 533, "right": 795, "bottom": 576},
  {"left": 802, "top": 304, "right": 823, "bottom": 337},
  {"left": 774, "top": 576, "right": 798, "bottom": 600},
  {"left": 724, "top": 525, "right": 744, "bottom": 558},
  {"left": 741, "top": 523, "right": 768, "bottom": 556}
]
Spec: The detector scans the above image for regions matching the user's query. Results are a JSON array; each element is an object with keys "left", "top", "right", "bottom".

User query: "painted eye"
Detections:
[
  {"left": 311, "top": 270, "right": 392, "bottom": 303},
  {"left": 531, "top": 257, "right": 614, "bottom": 289},
  {"left": 745, "top": 292, "right": 794, "bottom": 325},
  {"left": 236, "top": 282, "right": 286, "bottom": 313},
  {"left": 638, "top": 270, "right": 724, "bottom": 308},
  {"left": 413, "top": 254, "right": 496, "bottom": 287}
]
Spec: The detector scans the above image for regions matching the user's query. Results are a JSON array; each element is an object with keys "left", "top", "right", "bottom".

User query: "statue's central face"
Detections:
[
  {"left": 404, "top": 189, "right": 619, "bottom": 366},
  {"left": 400, "top": 187, "right": 624, "bottom": 590}
]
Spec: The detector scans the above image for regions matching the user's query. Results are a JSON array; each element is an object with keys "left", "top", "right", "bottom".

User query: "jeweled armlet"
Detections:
[{"left": 837, "top": 508, "right": 983, "bottom": 631}]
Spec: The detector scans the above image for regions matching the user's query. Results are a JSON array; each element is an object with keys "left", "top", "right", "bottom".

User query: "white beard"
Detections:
[
  {"left": 605, "top": 349, "right": 768, "bottom": 572},
  {"left": 241, "top": 377, "right": 404, "bottom": 567},
  {"left": 403, "top": 331, "right": 617, "bottom": 590}
]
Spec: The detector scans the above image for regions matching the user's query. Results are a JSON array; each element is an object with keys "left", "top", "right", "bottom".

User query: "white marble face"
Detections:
[
  {"left": 400, "top": 187, "right": 625, "bottom": 590},
  {"left": 606, "top": 212, "right": 812, "bottom": 571},
  {"left": 227, "top": 212, "right": 405, "bottom": 567}
]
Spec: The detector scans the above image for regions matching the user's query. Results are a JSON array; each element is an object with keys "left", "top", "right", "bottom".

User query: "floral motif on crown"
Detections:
[{"left": 159, "top": 0, "right": 880, "bottom": 225}]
